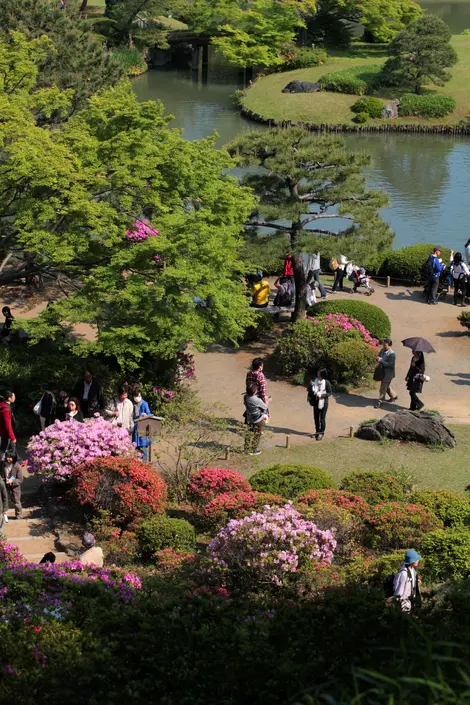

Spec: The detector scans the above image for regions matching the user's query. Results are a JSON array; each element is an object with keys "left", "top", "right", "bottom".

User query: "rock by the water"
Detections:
[
  {"left": 382, "top": 99, "right": 400, "bottom": 119},
  {"left": 282, "top": 80, "right": 320, "bottom": 94},
  {"left": 356, "top": 410, "right": 455, "bottom": 447}
]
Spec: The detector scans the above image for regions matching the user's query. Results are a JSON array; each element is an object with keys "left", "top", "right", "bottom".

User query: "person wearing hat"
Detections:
[
  {"left": 79, "top": 533, "right": 104, "bottom": 568},
  {"left": 393, "top": 549, "right": 421, "bottom": 612}
]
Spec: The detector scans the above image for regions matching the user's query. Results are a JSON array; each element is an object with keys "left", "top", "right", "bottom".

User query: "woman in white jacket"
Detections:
[
  {"left": 106, "top": 384, "right": 134, "bottom": 434},
  {"left": 332, "top": 254, "right": 350, "bottom": 293}
]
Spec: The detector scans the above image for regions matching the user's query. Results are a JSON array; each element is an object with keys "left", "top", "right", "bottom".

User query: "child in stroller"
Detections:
[{"left": 348, "top": 265, "right": 375, "bottom": 296}]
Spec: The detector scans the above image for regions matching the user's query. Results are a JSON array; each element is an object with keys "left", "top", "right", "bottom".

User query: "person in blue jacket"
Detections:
[
  {"left": 427, "top": 247, "right": 445, "bottom": 305},
  {"left": 131, "top": 387, "right": 151, "bottom": 460}
]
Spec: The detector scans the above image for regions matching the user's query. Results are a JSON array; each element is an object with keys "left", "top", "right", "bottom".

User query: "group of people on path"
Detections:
[{"left": 424, "top": 244, "right": 470, "bottom": 306}]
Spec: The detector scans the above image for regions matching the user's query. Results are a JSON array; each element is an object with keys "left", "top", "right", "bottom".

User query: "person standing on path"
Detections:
[
  {"left": 246, "top": 358, "right": 268, "bottom": 404},
  {"left": 331, "top": 254, "right": 350, "bottom": 293},
  {"left": 39, "top": 389, "right": 56, "bottom": 431},
  {"left": 1, "top": 450, "right": 23, "bottom": 519},
  {"left": 132, "top": 386, "right": 151, "bottom": 461},
  {"left": 375, "top": 339, "right": 398, "bottom": 408},
  {"left": 66, "top": 397, "right": 84, "bottom": 423},
  {"left": 0, "top": 475, "right": 8, "bottom": 538},
  {"left": 393, "top": 549, "right": 422, "bottom": 613},
  {"left": 73, "top": 371, "right": 104, "bottom": 418},
  {"left": 106, "top": 384, "right": 134, "bottom": 434},
  {"left": 282, "top": 253, "right": 295, "bottom": 295},
  {"left": 307, "top": 252, "right": 328, "bottom": 299},
  {"left": 243, "top": 382, "right": 268, "bottom": 456},
  {"left": 405, "top": 351, "right": 426, "bottom": 411},
  {"left": 0, "top": 391, "right": 16, "bottom": 457},
  {"left": 426, "top": 247, "right": 445, "bottom": 305},
  {"left": 308, "top": 367, "right": 332, "bottom": 441},
  {"left": 450, "top": 251, "right": 469, "bottom": 306}
]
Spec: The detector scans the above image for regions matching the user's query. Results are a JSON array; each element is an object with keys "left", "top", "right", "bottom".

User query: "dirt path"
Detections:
[{"left": 193, "top": 280, "right": 470, "bottom": 450}]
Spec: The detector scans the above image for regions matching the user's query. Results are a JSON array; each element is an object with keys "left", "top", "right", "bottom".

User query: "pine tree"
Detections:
[{"left": 228, "top": 128, "right": 393, "bottom": 319}]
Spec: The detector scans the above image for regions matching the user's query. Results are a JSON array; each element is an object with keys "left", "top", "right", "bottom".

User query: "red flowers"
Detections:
[
  {"left": 297, "top": 489, "right": 368, "bottom": 518},
  {"left": 188, "top": 468, "right": 251, "bottom": 506}
]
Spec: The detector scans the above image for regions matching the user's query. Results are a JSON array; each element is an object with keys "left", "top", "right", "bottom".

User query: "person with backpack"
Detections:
[
  {"left": 450, "top": 250, "right": 469, "bottom": 306},
  {"left": 243, "top": 382, "right": 268, "bottom": 456},
  {"left": 273, "top": 276, "right": 294, "bottom": 309},
  {"left": 424, "top": 247, "right": 445, "bottom": 305},
  {"left": 392, "top": 549, "right": 422, "bottom": 612},
  {"left": 307, "top": 367, "right": 332, "bottom": 441}
]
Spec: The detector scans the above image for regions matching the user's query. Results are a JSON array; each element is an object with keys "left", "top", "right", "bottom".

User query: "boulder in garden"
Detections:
[
  {"left": 282, "top": 80, "right": 320, "bottom": 94},
  {"left": 356, "top": 410, "right": 455, "bottom": 447}
]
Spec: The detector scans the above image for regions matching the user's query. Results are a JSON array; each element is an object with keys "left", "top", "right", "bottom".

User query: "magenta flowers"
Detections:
[
  {"left": 126, "top": 220, "right": 159, "bottom": 242},
  {"left": 27, "top": 417, "right": 135, "bottom": 482}
]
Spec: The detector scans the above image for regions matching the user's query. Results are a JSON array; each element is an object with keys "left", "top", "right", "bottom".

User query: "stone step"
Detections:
[
  {"left": 3, "top": 518, "right": 52, "bottom": 539},
  {"left": 4, "top": 537, "right": 58, "bottom": 555},
  {"left": 23, "top": 552, "right": 70, "bottom": 564},
  {"left": 6, "top": 506, "right": 43, "bottom": 519}
]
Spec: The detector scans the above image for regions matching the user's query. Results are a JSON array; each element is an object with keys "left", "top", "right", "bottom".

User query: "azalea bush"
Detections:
[
  {"left": 136, "top": 516, "right": 196, "bottom": 560},
  {"left": 205, "top": 504, "right": 337, "bottom": 592},
  {"left": 27, "top": 417, "right": 135, "bottom": 482},
  {"left": 412, "top": 490, "right": 470, "bottom": 528},
  {"left": 202, "top": 490, "right": 286, "bottom": 528},
  {"left": 72, "top": 457, "right": 167, "bottom": 523},
  {"left": 420, "top": 528, "right": 470, "bottom": 581},
  {"left": 363, "top": 502, "right": 442, "bottom": 550},
  {"left": 301, "top": 505, "right": 364, "bottom": 560},
  {"left": 250, "top": 464, "right": 336, "bottom": 499},
  {"left": 188, "top": 467, "right": 251, "bottom": 507},
  {"left": 297, "top": 489, "right": 368, "bottom": 518},
  {"left": 340, "top": 470, "right": 413, "bottom": 505}
]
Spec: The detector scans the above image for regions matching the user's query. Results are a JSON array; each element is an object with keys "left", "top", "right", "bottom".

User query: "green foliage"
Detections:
[
  {"left": 319, "top": 64, "right": 383, "bottom": 95},
  {"left": 381, "top": 14, "right": 458, "bottom": 94},
  {"left": 301, "top": 504, "right": 364, "bottom": 559},
  {"left": 363, "top": 501, "right": 442, "bottom": 550},
  {"left": 279, "top": 46, "right": 327, "bottom": 71},
  {"left": 137, "top": 516, "right": 196, "bottom": 559},
  {"left": 111, "top": 48, "right": 147, "bottom": 76},
  {"left": 351, "top": 96, "right": 384, "bottom": 118},
  {"left": 228, "top": 127, "right": 392, "bottom": 318},
  {"left": 250, "top": 464, "right": 336, "bottom": 498},
  {"left": 380, "top": 243, "right": 452, "bottom": 282},
  {"left": 398, "top": 93, "right": 456, "bottom": 118},
  {"left": 104, "top": 0, "right": 172, "bottom": 49},
  {"left": 329, "top": 339, "right": 376, "bottom": 385},
  {"left": 341, "top": 470, "right": 413, "bottom": 504},
  {"left": 241, "top": 310, "right": 275, "bottom": 343},
  {"left": 458, "top": 311, "right": 470, "bottom": 331},
  {"left": 420, "top": 527, "right": 470, "bottom": 581},
  {"left": 354, "top": 112, "right": 369, "bottom": 124},
  {"left": 412, "top": 490, "right": 470, "bottom": 528},
  {"left": 307, "top": 300, "right": 391, "bottom": 340}
]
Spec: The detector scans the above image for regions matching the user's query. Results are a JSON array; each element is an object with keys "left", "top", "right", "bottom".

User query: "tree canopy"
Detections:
[
  {"left": 0, "top": 32, "right": 256, "bottom": 367},
  {"left": 382, "top": 14, "right": 458, "bottom": 94},
  {"left": 227, "top": 128, "right": 392, "bottom": 318}
]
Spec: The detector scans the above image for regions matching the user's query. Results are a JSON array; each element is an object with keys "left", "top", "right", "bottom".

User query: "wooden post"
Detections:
[
  {"left": 202, "top": 43, "right": 209, "bottom": 65},
  {"left": 191, "top": 43, "right": 200, "bottom": 71},
  {"left": 349, "top": 426, "right": 354, "bottom": 438},
  {"left": 285, "top": 435, "right": 290, "bottom": 449},
  {"left": 224, "top": 447, "right": 230, "bottom": 460},
  {"left": 386, "top": 276, "right": 390, "bottom": 288}
]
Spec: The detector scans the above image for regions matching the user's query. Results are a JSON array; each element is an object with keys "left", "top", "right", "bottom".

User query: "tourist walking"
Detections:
[
  {"left": 0, "top": 475, "right": 8, "bottom": 538},
  {"left": 66, "top": 397, "right": 84, "bottom": 423},
  {"left": 425, "top": 247, "right": 445, "bottom": 305},
  {"left": 250, "top": 274, "right": 270, "bottom": 308},
  {"left": 243, "top": 382, "right": 268, "bottom": 456},
  {"left": 331, "top": 254, "right": 350, "bottom": 293},
  {"left": 1, "top": 450, "right": 23, "bottom": 519},
  {"left": 79, "top": 533, "right": 104, "bottom": 567},
  {"left": 73, "top": 371, "right": 104, "bottom": 418},
  {"left": 132, "top": 387, "right": 151, "bottom": 460},
  {"left": 246, "top": 358, "right": 268, "bottom": 404},
  {"left": 307, "top": 367, "right": 332, "bottom": 441},
  {"left": 405, "top": 351, "right": 426, "bottom": 411},
  {"left": 0, "top": 391, "right": 16, "bottom": 457},
  {"left": 375, "top": 339, "right": 397, "bottom": 408},
  {"left": 38, "top": 389, "right": 56, "bottom": 431},
  {"left": 450, "top": 251, "right": 469, "bottom": 306},
  {"left": 393, "top": 549, "right": 422, "bottom": 612},
  {"left": 106, "top": 384, "right": 134, "bottom": 433},
  {"left": 1, "top": 306, "right": 14, "bottom": 341},
  {"left": 306, "top": 252, "right": 327, "bottom": 299}
]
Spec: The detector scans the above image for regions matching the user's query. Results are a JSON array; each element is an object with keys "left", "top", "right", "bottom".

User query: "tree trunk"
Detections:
[
  {"left": 292, "top": 253, "right": 307, "bottom": 322},
  {"left": 415, "top": 81, "right": 422, "bottom": 95},
  {"left": 79, "top": 0, "right": 88, "bottom": 11}
]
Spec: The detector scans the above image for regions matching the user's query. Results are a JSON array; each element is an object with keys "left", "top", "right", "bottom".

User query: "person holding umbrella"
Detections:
[{"left": 402, "top": 338, "right": 434, "bottom": 411}]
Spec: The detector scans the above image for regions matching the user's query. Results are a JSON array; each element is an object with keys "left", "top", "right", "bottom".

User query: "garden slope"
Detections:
[{"left": 242, "top": 37, "right": 470, "bottom": 128}]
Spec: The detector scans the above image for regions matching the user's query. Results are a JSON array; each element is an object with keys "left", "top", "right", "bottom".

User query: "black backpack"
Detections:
[
  {"left": 421, "top": 256, "right": 434, "bottom": 280},
  {"left": 383, "top": 573, "right": 395, "bottom": 598}
]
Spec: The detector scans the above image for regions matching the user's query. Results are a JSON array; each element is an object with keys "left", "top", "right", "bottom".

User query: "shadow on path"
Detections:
[
  {"left": 334, "top": 393, "right": 401, "bottom": 411},
  {"left": 444, "top": 372, "right": 470, "bottom": 379},
  {"left": 436, "top": 330, "right": 468, "bottom": 338},
  {"left": 384, "top": 289, "right": 425, "bottom": 302}
]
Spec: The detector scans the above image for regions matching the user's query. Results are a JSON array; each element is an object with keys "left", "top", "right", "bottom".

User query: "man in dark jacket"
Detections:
[
  {"left": 427, "top": 247, "right": 445, "bottom": 305},
  {"left": 0, "top": 391, "right": 16, "bottom": 456},
  {"left": 73, "top": 371, "right": 104, "bottom": 418}
]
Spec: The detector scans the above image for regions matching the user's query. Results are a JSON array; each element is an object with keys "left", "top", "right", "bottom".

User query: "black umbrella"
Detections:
[{"left": 401, "top": 337, "right": 436, "bottom": 354}]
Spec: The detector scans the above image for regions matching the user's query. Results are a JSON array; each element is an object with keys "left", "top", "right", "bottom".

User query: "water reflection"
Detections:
[{"left": 420, "top": 1, "right": 470, "bottom": 33}]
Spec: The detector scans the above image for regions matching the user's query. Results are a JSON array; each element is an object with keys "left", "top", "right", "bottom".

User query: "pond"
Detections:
[{"left": 132, "top": 2, "right": 470, "bottom": 251}]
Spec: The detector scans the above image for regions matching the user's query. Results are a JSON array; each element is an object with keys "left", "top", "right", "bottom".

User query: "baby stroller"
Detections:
[{"left": 348, "top": 266, "right": 375, "bottom": 296}]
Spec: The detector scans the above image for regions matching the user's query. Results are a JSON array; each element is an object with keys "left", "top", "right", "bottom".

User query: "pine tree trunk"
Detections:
[
  {"left": 292, "top": 253, "right": 307, "bottom": 322},
  {"left": 79, "top": 0, "right": 88, "bottom": 11}
]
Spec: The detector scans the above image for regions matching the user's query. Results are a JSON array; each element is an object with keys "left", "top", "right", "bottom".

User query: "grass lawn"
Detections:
[
  {"left": 239, "top": 424, "right": 470, "bottom": 494},
  {"left": 243, "top": 37, "right": 470, "bottom": 127}
]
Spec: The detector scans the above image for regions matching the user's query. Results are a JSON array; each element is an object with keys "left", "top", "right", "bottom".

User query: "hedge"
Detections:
[
  {"left": 398, "top": 94, "right": 456, "bottom": 119},
  {"left": 279, "top": 47, "right": 327, "bottom": 71},
  {"left": 412, "top": 490, "right": 470, "bottom": 528},
  {"left": 307, "top": 300, "right": 391, "bottom": 340},
  {"left": 250, "top": 464, "right": 337, "bottom": 499},
  {"left": 458, "top": 312, "right": 470, "bottom": 331},
  {"left": 379, "top": 243, "right": 452, "bottom": 283},
  {"left": 420, "top": 528, "right": 470, "bottom": 581},
  {"left": 137, "top": 516, "right": 196, "bottom": 559},
  {"left": 341, "top": 471, "right": 413, "bottom": 505},
  {"left": 351, "top": 96, "right": 384, "bottom": 118},
  {"left": 329, "top": 340, "right": 377, "bottom": 385},
  {"left": 319, "top": 64, "right": 382, "bottom": 95}
]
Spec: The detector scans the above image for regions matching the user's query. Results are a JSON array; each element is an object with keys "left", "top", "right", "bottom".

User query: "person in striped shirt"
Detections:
[{"left": 246, "top": 358, "right": 268, "bottom": 404}]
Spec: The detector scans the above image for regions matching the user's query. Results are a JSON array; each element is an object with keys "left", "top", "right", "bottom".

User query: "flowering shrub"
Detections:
[
  {"left": 340, "top": 471, "right": 413, "bottom": 505},
  {"left": 205, "top": 504, "right": 336, "bottom": 591},
  {"left": 363, "top": 502, "right": 442, "bottom": 550},
  {"left": 202, "top": 490, "right": 286, "bottom": 528},
  {"left": 412, "top": 490, "right": 470, "bottom": 528},
  {"left": 301, "top": 505, "right": 364, "bottom": 560},
  {"left": 297, "top": 489, "right": 368, "bottom": 518},
  {"left": 154, "top": 547, "right": 195, "bottom": 573},
  {"left": 126, "top": 220, "right": 159, "bottom": 242},
  {"left": 188, "top": 467, "right": 251, "bottom": 507},
  {"left": 27, "top": 417, "right": 135, "bottom": 482},
  {"left": 72, "top": 457, "right": 167, "bottom": 522},
  {"left": 250, "top": 464, "right": 336, "bottom": 499}
]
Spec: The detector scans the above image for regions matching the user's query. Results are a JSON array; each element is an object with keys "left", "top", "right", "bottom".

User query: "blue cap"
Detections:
[
  {"left": 82, "top": 532, "right": 95, "bottom": 548},
  {"left": 404, "top": 549, "right": 421, "bottom": 565}
]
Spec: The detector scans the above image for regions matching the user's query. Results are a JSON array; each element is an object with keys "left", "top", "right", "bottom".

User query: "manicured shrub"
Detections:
[
  {"left": 458, "top": 311, "right": 470, "bottom": 330},
  {"left": 351, "top": 96, "right": 384, "bottom": 118},
  {"left": 153, "top": 547, "right": 195, "bottom": 572},
  {"left": 187, "top": 467, "right": 251, "bottom": 507},
  {"left": 280, "top": 46, "right": 327, "bottom": 70},
  {"left": 202, "top": 490, "right": 286, "bottom": 528},
  {"left": 319, "top": 64, "right": 382, "bottom": 95},
  {"left": 412, "top": 490, "right": 470, "bottom": 528},
  {"left": 137, "top": 516, "right": 196, "bottom": 559},
  {"left": 420, "top": 528, "right": 470, "bottom": 581},
  {"left": 341, "top": 470, "right": 413, "bottom": 504},
  {"left": 27, "top": 416, "right": 135, "bottom": 482},
  {"left": 398, "top": 94, "right": 456, "bottom": 118},
  {"left": 347, "top": 551, "right": 406, "bottom": 587},
  {"left": 73, "top": 457, "right": 168, "bottom": 522},
  {"left": 301, "top": 504, "right": 364, "bottom": 559},
  {"left": 250, "top": 464, "right": 336, "bottom": 499},
  {"left": 297, "top": 489, "right": 368, "bottom": 518},
  {"left": 379, "top": 243, "right": 451, "bottom": 283},
  {"left": 363, "top": 502, "right": 443, "bottom": 550},
  {"left": 205, "top": 504, "right": 337, "bottom": 591},
  {"left": 354, "top": 112, "right": 369, "bottom": 124},
  {"left": 329, "top": 339, "right": 377, "bottom": 385},
  {"left": 307, "top": 299, "right": 391, "bottom": 340}
]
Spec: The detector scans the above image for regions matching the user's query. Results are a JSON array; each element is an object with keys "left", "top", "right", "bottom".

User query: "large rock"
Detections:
[
  {"left": 282, "top": 80, "right": 320, "bottom": 94},
  {"left": 356, "top": 410, "right": 456, "bottom": 447},
  {"left": 382, "top": 99, "right": 400, "bottom": 119}
]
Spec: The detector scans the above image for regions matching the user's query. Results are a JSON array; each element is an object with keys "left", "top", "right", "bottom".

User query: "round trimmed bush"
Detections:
[
  {"left": 354, "top": 112, "right": 369, "bottom": 124},
  {"left": 329, "top": 340, "right": 377, "bottom": 385},
  {"left": 137, "top": 516, "right": 196, "bottom": 559},
  {"left": 420, "top": 528, "right": 470, "bottom": 581},
  {"left": 379, "top": 244, "right": 451, "bottom": 283},
  {"left": 351, "top": 96, "right": 384, "bottom": 118},
  {"left": 250, "top": 464, "right": 336, "bottom": 499},
  {"left": 319, "top": 64, "right": 382, "bottom": 95},
  {"left": 187, "top": 467, "right": 251, "bottom": 507},
  {"left": 340, "top": 470, "right": 413, "bottom": 505},
  {"left": 363, "top": 501, "right": 443, "bottom": 550},
  {"left": 412, "top": 490, "right": 470, "bottom": 528},
  {"left": 307, "top": 300, "right": 391, "bottom": 340},
  {"left": 297, "top": 489, "right": 368, "bottom": 518}
]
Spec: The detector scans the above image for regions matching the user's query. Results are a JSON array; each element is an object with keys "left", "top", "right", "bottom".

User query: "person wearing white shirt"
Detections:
[
  {"left": 106, "top": 384, "right": 134, "bottom": 433},
  {"left": 332, "top": 254, "right": 350, "bottom": 293},
  {"left": 393, "top": 549, "right": 421, "bottom": 612},
  {"left": 450, "top": 250, "right": 470, "bottom": 306}
]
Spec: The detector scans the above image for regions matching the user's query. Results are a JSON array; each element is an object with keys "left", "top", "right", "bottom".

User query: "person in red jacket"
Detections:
[{"left": 0, "top": 391, "right": 16, "bottom": 457}]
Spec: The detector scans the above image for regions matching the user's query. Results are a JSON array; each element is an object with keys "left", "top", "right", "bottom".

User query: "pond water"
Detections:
[{"left": 132, "top": 1, "right": 470, "bottom": 251}]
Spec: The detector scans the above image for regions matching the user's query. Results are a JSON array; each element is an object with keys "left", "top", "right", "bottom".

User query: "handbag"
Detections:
[
  {"left": 33, "top": 396, "right": 43, "bottom": 416},
  {"left": 373, "top": 364, "right": 384, "bottom": 382}
]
